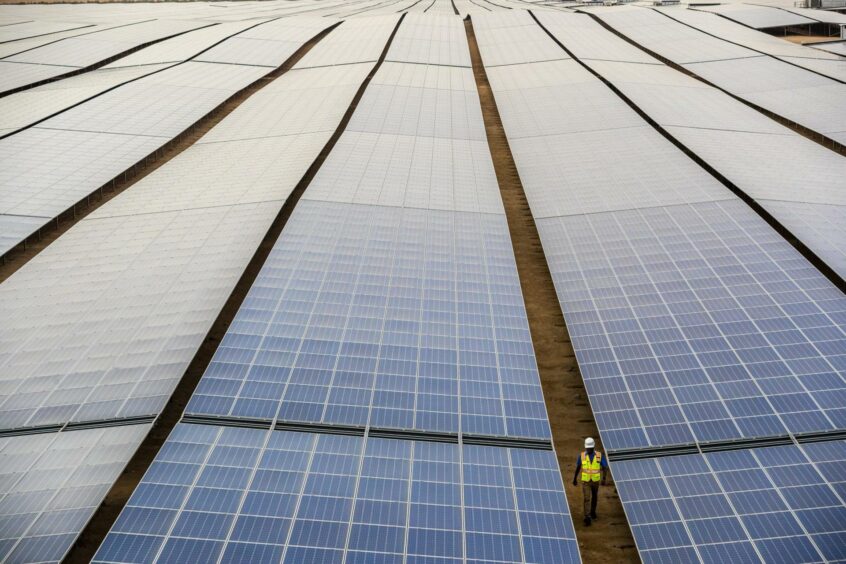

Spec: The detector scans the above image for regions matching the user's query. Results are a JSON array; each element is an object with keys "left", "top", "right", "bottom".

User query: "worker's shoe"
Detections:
[
  {"left": 583, "top": 517, "right": 591, "bottom": 526},
  {"left": 590, "top": 512, "right": 598, "bottom": 520}
]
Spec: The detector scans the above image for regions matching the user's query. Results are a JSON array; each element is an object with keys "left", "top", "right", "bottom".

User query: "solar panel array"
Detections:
[
  {"left": 590, "top": 6, "right": 846, "bottom": 146},
  {"left": 657, "top": 8, "right": 846, "bottom": 83},
  {"left": 0, "top": 17, "right": 334, "bottom": 256},
  {"left": 614, "top": 440, "right": 846, "bottom": 563},
  {"left": 95, "top": 13, "right": 580, "bottom": 563},
  {"left": 0, "top": 20, "right": 208, "bottom": 94},
  {"left": 0, "top": 20, "right": 393, "bottom": 563},
  {"left": 0, "top": 2, "right": 844, "bottom": 563},
  {"left": 535, "top": 11, "right": 846, "bottom": 289},
  {"left": 478, "top": 8, "right": 846, "bottom": 453},
  {"left": 94, "top": 424, "right": 578, "bottom": 564},
  {"left": 476, "top": 10, "right": 846, "bottom": 564},
  {"left": 185, "top": 14, "right": 556, "bottom": 442}
]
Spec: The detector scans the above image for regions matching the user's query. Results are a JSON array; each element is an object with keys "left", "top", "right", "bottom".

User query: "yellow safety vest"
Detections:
[{"left": 581, "top": 451, "right": 602, "bottom": 482}]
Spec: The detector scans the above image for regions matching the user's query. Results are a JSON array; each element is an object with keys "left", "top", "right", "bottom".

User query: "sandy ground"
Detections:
[
  {"left": 782, "top": 34, "right": 842, "bottom": 43},
  {"left": 466, "top": 18, "right": 640, "bottom": 564}
]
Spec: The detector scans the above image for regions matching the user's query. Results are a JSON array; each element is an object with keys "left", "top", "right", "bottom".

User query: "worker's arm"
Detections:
[
  {"left": 600, "top": 455, "right": 608, "bottom": 486},
  {"left": 572, "top": 458, "right": 581, "bottom": 486}
]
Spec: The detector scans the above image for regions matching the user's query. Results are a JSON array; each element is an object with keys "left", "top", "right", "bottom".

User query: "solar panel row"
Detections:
[{"left": 93, "top": 424, "right": 578, "bottom": 564}]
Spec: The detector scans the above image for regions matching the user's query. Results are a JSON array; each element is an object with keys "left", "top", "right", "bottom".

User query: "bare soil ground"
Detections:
[
  {"left": 465, "top": 17, "right": 639, "bottom": 564},
  {"left": 783, "top": 34, "right": 841, "bottom": 44}
]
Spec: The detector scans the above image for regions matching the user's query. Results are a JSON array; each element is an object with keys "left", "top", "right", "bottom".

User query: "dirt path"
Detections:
[{"left": 465, "top": 17, "right": 639, "bottom": 564}]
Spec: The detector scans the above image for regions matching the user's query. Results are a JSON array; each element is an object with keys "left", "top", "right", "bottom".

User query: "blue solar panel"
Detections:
[
  {"left": 187, "top": 200, "right": 551, "bottom": 441},
  {"left": 539, "top": 200, "right": 846, "bottom": 451},
  {"left": 93, "top": 423, "right": 579, "bottom": 564},
  {"left": 613, "top": 440, "right": 846, "bottom": 564}
]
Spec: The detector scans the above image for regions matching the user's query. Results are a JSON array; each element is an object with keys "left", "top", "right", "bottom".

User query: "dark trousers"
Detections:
[{"left": 582, "top": 481, "right": 599, "bottom": 518}]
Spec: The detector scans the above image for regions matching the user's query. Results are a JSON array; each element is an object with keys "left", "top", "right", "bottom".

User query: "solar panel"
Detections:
[
  {"left": 0, "top": 64, "right": 173, "bottom": 134},
  {"left": 93, "top": 424, "right": 579, "bottom": 564},
  {"left": 614, "top": 440, "right": 846, "bottom": 563},
  {"left": 196, "top": 18, "right": 333, "bottom": 68},
  {"left": 387, "top": 13, "right": 471, "bottom": 67},
  {"left": 3, "top": 20, "right": 206, "bottom": 67},
  {"left": 694, "top": 3, "right": 817, "bottom": 30},
  {"left": 104, "top": 21, "right": 262, "bottom": 68},
  {"left": 0, "top": 20, "right": 91, "bottom": 42},
  {"left": 295, "top": 16, "right": 400, "bottom": 69},
  {"left": 473, "top": 11, "right": 570, "bottom": 67},
  {"left": 0, "top": 214, "right": 49, "bottom": 255},
  {"left": 0, "top": 424, "right": 150, "bottom": 564}
]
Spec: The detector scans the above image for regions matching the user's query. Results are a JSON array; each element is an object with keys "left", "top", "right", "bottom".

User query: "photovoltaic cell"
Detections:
[
  {"left": 188, "top": 200, "right": 550, "bottom": 440},
  {"left": 93, "top": 424, "right": 579, "bottom": 564},
  {"left": 614, "top": 440, "right": 846, "bottom": 563}
]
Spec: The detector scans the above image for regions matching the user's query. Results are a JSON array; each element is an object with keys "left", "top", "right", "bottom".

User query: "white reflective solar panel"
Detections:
[
  {"left": 4, "top": 20, "right": 207, "bottom": 67},
  {"left": 510, "top": 128, "right": 731, "bottom": 219},
  {"left": 695, "top": 3, "right": 817, "bottom": 29},
  {"left": 199, "top": 64, "right": 370, "bottom": 143},
  {"left": 304, "top": 131, "right": 502, "bottom": 213},
  {"left": 0, "top": 22, "right": 120, "bottom": 59},
  {"left": 0, "top": 61, "right": 71, "bottom": 94},
  {"left": 43, "top": 62, "right": 267, "bottom": 137},
  {"left": 761, "top": 201, "right": 846, "bottom": 280},
  {"left": 535, "top": 10, "right": 658, "bottom": 64},
  {"left": 659, "top": 7, "right": 846, "bottom": 82},
  {"left": 387, "top": 13, "right": 470, "bottom": 67},
  {"left": 295, "top": 15, "right": 399, "bottom": 68},
  {"left": 0, "top": 20, "right": 90, "bottom": 42},
  {"left": 105, "top": 20, "right": 261, "bottom": 68},
  {"left": 591, "top": 5, "right": 756, "bottom": 64},
  {"left": 473, "top": 10, "right": 570, "bottom": 67},
  {"left": 0, "top": 424, "right": 150, "bottom": 564},
  {"left": 0, "top": 127, "right": 165, "bottom": 218},
  {"left": 0, "top": 64, "right": 172, "bottom": 133},
  {"left": 0, "top": 214, "right": 48, "bottom": 255}
]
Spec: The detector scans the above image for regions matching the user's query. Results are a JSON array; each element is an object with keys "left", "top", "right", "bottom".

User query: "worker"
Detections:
[{"left": 572, "top": 437, "right": 607, "bottom": 526}]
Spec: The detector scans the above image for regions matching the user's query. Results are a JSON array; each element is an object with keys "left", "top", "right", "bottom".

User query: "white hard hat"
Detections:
[{"left": 585, "top": 437, "right": 595, "bottom": 449}]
